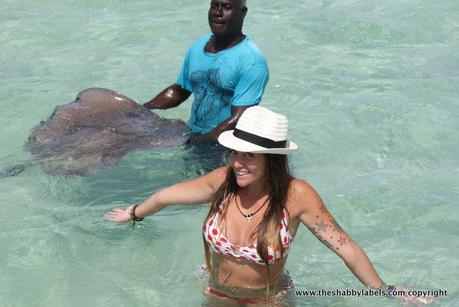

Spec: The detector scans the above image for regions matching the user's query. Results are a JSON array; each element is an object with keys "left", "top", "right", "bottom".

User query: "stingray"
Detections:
[{"left": 2, "top": 88, "right": 188, "bottom": 176}]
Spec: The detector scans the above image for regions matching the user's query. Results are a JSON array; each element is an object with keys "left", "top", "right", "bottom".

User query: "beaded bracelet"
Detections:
[{"left": 130, "top": 204, "right": 144, "bottom": 227}]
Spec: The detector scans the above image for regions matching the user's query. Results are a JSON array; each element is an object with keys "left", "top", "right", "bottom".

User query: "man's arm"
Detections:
[
  {"left": 188, "top": 105, "right": 249, "bottom": 143},
  {"left": 143, "top": 84, "right": 191, "bottom": 109}
]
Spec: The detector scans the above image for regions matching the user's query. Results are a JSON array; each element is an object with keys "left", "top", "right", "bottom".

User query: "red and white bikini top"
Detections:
[{"left": 203, "top": 202, "right": 294, "bottom": 265}]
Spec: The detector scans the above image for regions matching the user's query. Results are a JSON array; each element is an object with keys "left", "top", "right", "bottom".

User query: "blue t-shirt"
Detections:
[{"left": 177, "top": 35, "right": 269, "bottom": 134}]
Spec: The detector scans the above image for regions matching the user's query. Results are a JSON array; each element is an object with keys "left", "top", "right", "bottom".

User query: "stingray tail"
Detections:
[{"left": 0, "top": 162, "right": 33, "bottom": 178}]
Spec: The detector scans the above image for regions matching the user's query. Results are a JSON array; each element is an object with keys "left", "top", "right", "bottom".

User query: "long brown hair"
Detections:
[{"left": 202, "top": 154, "right": 293, "bottom": 291}]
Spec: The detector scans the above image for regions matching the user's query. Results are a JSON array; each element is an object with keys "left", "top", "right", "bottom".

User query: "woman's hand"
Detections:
[
  {"left": 388, "top": 285, "right": 438, "bottom": 305},
  {"left": 105, "top": 205, "right": 134, "bottom": 223}
]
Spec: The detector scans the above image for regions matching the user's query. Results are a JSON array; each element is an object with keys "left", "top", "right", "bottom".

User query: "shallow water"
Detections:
[{"left": 1, "top": 0, "right": 458, "bottom": 306}]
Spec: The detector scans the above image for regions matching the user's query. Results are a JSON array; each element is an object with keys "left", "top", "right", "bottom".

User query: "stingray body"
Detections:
[{"left": 24, "top": 88, "right": 188, "bottom": 175}]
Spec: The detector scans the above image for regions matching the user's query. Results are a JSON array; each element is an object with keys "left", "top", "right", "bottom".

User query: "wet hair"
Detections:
[{"left": 202, "top": 154, "right": 293, "bottom": 294}]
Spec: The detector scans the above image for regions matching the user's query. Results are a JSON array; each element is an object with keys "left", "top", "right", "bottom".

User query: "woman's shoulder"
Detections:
[
  {"left": 288, "top": 178, "right": 316, "bottom": 196},
  {"left": 208, "top": 166, "right": 228, "bottom": 178},
  {"left": 204, "top": 167, "right": 228, "bottom": 191},
  {"left": 286, "top": 178, "right": 324, "bottom": 215}
]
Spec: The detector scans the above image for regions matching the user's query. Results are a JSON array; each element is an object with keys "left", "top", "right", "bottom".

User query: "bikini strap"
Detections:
[
  {"left": 281, "top": 208, "right": 290, "bottom": 226},
  {"left": 218, "top": 193, "right": 232, "bottom": 211}
]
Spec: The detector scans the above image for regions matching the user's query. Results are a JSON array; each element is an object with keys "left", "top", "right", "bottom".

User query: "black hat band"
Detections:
[{"left": 233, "top": 128, "right": 287, "bottom": 149}]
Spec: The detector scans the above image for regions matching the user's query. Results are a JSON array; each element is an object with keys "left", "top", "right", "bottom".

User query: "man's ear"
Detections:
[{"left": 242, "top": 6, "right": 248, "bottom": 18}]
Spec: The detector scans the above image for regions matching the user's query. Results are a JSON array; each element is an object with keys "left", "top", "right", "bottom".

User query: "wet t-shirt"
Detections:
[{"left": 177, "top": 35, "right": 269, "bottom": 134}]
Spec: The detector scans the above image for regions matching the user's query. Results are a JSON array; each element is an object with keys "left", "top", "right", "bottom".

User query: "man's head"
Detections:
[{"left": 208, "top": 0, "right": 248, "bottom": 38}]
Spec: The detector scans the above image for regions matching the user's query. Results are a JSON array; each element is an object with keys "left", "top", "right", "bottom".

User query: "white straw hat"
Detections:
[{"left": 218, "top": 106, "right": 297, "bottom": 154}]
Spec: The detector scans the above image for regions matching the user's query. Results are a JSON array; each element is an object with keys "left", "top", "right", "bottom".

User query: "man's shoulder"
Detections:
[
  {"left": 243, "top": 37, "right": 265, "bottom": 55},
  {"left": 236, "top": 37, "right": 268, "bottom": 68},
  {"left": 188, "top": 35, "right": 211, "bottom": 50}
]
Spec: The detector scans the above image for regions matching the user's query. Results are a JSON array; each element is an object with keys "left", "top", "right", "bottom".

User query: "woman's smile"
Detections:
[{"left": 229, "top": 150, "right": 266, "bottom": 188}]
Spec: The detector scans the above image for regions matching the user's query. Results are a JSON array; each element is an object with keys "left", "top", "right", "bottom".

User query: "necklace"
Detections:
[{"left": 235, "top": 195, "right": 269, "bottom": 222}]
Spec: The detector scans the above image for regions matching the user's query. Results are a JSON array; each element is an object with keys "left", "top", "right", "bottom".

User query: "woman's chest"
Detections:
[{"left": 219, "top": 202, "right": 263, "bottom": 247}]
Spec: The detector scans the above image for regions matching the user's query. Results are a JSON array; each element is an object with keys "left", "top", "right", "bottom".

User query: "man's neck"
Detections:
[{"left": 206, "top": 34, "right": 246, "bottom": 53}]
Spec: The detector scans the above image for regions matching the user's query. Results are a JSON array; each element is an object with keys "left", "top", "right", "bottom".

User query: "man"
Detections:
[{"left": 144, "top": 0, "right": 269, "bottom": 144}]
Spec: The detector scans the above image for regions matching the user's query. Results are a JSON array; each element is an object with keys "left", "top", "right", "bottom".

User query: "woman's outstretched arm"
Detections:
[
  {"left": 291, "top": 179, "right": 438, "bottom": 304},
  {"left": 290, "top": 179, "right": 387, "bottom": 289},
  {"left": 105, "top": 167, "right": 227, "bottom": 223}
]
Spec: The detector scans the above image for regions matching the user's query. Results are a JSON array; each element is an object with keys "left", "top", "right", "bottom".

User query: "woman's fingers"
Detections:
[
  {"left": 105, "top": 205, "right": 137, "bottom": 222},
  {"left": 110, "top": 208, "right": 125, "bottom": 214},
  {"left": 104, "top": 209, "right": 130, "bottom": 222}
]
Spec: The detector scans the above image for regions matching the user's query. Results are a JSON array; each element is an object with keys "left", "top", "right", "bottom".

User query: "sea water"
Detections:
[{"left": 0, "top": 0, "right": 457, "bottom": 306}]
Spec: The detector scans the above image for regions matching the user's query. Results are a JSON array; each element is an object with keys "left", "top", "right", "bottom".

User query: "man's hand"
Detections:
[
  {"left": 187, "top": 105, "right": 250, "bottom": 144},
  {"left": 187, "top": 133, "right": 216, "bottom": 144}
]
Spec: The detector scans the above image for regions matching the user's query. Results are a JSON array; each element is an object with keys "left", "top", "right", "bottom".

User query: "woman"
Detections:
[{"left": 105, "top": 106, "right": 422, "bottom": 305}]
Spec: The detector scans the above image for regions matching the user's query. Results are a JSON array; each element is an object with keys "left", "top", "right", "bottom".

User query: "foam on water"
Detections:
[{"left": 1, "top": 0, "right": 457, "bottom": 306}]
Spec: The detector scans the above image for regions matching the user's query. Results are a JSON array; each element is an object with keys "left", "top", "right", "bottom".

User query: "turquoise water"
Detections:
[{"left": 1, "top": 0, "right": 458, "bottom": 306}]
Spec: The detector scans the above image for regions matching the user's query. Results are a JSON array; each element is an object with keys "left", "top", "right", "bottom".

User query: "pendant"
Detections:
[{"left": 244, "top": 213, "right": 253, "bottom": 222}]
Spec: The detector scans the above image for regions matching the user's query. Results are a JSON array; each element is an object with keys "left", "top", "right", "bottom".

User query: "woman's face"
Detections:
[{"left": 228, "top": 150, "right": 266, "bottom": 188}]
